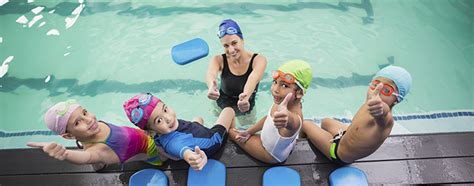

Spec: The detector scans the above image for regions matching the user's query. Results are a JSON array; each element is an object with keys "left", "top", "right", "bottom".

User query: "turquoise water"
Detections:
[{"left": 0, "top": 0, "right": 473, "bottom": 149}]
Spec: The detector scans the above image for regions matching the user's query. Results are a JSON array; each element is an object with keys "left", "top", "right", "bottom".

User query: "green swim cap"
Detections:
[{"left": 278, "top": 60, "right": 313, "bottom": 92}]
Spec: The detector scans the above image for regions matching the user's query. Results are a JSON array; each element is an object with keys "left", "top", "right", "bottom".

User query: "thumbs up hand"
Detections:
[
  {"left": 27, "top": 142, "right": 68, "bottom": 161},
  {"left": 184, "top": 146, "right": 208, "bottom": 171},
  {"left": 273, "top": 93, "right": 293, "bottom": 129},
  {"left": 367, "top": 83, "right": 385, "bottom": 118},
  {"left": 237, "top": 93, "right": 250, "bottom": 113},
  {"left": 207, "top": 80, "right": 220, "bottom": 100}
]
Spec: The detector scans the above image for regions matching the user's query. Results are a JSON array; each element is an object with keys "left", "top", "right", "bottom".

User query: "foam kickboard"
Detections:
[
  {"left": 171, "top": 38, "right": 209, "bottom": 65},
  {"left": 187, "top": 159, "right": 226, "bottom": 186},
  {"left": 129, "top": 168, "right": 168, "bottom": 186},
  {"left": 263, "top": 166, "right": 300, "bottom": 186}
]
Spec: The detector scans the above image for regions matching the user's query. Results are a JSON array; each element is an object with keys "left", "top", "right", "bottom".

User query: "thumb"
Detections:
[
  {"left": 212, "top": 80, "right": 218, "bottom": 89},
  {"left": 195, "top": 146, "right": 202, "bottom": 155},
  {"left": 279, "top": 93, "right": 293, "bottom": 110},
  {"left": 239, "top": 93, "right": 247, "bottom": 101},
  {"left": 27, "top": 142, "right": 47, "bottom": 148},
  {"left": 372, "top": 83, "right": 383, "bottom": 97}
]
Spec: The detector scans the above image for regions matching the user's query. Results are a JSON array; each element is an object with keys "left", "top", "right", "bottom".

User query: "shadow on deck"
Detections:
[{"left": 1, "top": 132, "right": 474, "bottom": 185}]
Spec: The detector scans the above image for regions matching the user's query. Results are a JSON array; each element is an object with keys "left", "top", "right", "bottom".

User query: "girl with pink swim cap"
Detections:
[{"left": 27, "top": 99, "right": 167, "bottom": 171}]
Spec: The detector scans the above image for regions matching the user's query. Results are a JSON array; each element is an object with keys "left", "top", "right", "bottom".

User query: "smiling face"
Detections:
[
  {"left": 146, "top": 101, "right": 178, "bottom": 135},
  {"left": 220, "top": 34, "right": 244, "bottom": 59},
  {"left": 270, "top": 78, "right": 303, "bottom": 105},
  {"left": 63, "top": 106, "right": 100, "bottom": 140},
  {"left": 367, "top": 77, "right": 399, "bottom": 107}
]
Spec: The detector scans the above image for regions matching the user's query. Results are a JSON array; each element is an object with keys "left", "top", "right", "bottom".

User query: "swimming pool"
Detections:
[{"left": 1, "top": 0, "right": 473, "bottom": 149}]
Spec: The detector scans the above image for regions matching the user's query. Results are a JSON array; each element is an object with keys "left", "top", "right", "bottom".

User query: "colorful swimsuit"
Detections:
[{"left": 84, "top": 122, "right": 161, "bottom": 165}]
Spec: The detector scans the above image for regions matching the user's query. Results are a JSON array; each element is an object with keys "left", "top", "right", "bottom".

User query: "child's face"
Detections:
[
  {"left": 367, "top": 77, "right": 399, "bottom": 106},
  {"left": 147, "top": 102, "right": 178, "bottom": 135},
  {"left": 271, "top": 78, "right": 302, "bottom": 105},
  {"left": 64, "top": 106, "right": 100, "bottom": 139}
]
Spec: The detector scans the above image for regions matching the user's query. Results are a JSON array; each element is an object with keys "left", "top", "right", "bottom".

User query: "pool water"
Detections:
[{"left": 0, "top": 0, "right": 473, "bottom": 149}]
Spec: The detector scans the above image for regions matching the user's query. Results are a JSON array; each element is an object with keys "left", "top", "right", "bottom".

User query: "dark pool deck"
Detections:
[{"left": 1, "top": 132, "right": 474, "bottom": 185}]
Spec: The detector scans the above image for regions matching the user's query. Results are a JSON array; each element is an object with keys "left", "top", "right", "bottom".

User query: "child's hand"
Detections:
[
  {"left": 27, "top": 142, "right": 68, "bottom": 161},
  {"left": 207, "top": 80, "right": 220, "bottom": 100},
  {"left": 273, "top": 93, "right": 293, "bottom": 129},
  {"left": 233, "top": 128, "right": 251, "bottom": 143},
  {"left": 237, "top": 93, "right": 250, "bottom": 113},
  {"left": 184, "top": 146, "right": 207, "bottom": 171},
  {"left": 367, "top": 83, "right": 386, "bottom": 119}
]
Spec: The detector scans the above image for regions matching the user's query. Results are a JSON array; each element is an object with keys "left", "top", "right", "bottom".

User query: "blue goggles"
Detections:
[
  {"left": 217, "top": 26, "right": 240, "bottom": 39},
  {"left": 130, "top": 93, "right": 152, "bottom": 124}
]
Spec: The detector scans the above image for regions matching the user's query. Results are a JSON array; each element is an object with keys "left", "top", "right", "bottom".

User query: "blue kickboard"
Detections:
[
  {"left": 171, "top": 38, "right": 209, "bottom": 65},
  {"left": 187, "top": 159, "right": 226, "bottom": 186},
  {"left": 329, "top": 167, "right": 368, "bottom": 186},
  {"left": 129, "top": 168, "right": 168, "bottom": 186},
  {"left": 263, "top": 167, "right": 301, "bottom": 186}
]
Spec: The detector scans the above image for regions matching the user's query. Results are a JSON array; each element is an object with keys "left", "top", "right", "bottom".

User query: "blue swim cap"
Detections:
[
  {"left": 374, "top": 65, "right": 412, "bottom": 102},
  {"left": 218, "top": 19, "right": 243, "bottom": 39}
]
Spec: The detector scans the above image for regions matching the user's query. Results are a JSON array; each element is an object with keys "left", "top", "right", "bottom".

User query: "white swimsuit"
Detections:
[{"left": 261, "top": 108, "right": 302, "bottom": 162}]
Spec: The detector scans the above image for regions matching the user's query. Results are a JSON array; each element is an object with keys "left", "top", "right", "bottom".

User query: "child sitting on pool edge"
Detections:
[
  {"left": 229, "top": 60, "right": 312, "bottom": 164},
  {"left": 123, "top": 93, "right": 235, "bottom": 171},
  {"left": 27, "top": 99, "right": 165, "bottom": 171},
  {"left": 303, "top": 65, "right": 412, "bottom": 164}
]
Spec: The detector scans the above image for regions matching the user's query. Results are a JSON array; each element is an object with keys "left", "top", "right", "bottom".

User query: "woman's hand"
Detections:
[
  {"left": 237, "top": 93, "right": 250, "bottom": 113},
  {"left": 207, "top": 80, "right": 220, "bottom": 100}
]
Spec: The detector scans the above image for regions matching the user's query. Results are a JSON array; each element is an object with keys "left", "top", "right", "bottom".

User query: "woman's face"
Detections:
[{"left": 220, "top": 34, "right": 244, "bottom": 59}]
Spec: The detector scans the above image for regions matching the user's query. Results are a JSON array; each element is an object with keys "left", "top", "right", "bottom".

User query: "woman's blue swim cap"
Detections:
[{"left": 218, "top": 19, "right": 243, "bottom": 39}]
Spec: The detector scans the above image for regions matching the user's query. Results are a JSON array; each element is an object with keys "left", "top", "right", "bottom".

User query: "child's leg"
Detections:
[
  {"left": 214, "top": 107, "right": 235, "bottom": 130},
  {"left": 302, "top": 120, "right": 334, "bottom": 159},
  {"left": 192, "top": 117, "right": 204, "bottom": 125},
  {"left": 228, "top": 129, "right": 279, "bottom": 164},
  {"left": 321, "top": 118, "right": 349, "bottom": 136}
]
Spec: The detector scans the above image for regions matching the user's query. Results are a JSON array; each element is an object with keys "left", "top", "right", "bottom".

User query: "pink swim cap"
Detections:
[
  {"left": 123, "top": 93, "right": 161, "bottom": 129},
  {"left": 44, "top": 99, "right": 81, "bottom": 134}
]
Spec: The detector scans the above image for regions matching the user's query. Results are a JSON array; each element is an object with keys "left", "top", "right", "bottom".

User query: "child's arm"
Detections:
[
  {"left": 183, "top": 146, "right": 207, "bottom": 171},
  {"left": 233, "top": 116, "right": 267, "bottom": 143},
  {"left": 26, "top": 142, "right": 109, "bottom": 165}
]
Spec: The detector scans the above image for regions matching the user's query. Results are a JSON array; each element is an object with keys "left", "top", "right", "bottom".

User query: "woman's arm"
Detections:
[
  {"left": 238, "top": 55, "right": 267, "bottom": 112},
  {"left": 206, "top": 55, "right": 223, "bottom": 100},
  {"left": 241, "top": 55, "right": 267, "bottom": 97}
]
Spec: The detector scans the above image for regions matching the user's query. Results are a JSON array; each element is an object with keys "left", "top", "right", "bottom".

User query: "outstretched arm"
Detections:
[
  {"left": 243, "top": 55, "right": 267, "bottom": 94},
  {"left": 206, "top": 55, "right": 222, "bottom": 100},
  {"left": 26, "top": 142, "right": 112, "bottom": 165},
  {"left": 238, "top": 55, "right": 267, "bottom": 112}
]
